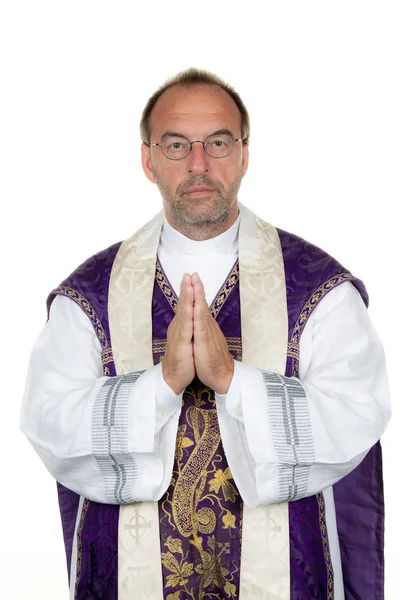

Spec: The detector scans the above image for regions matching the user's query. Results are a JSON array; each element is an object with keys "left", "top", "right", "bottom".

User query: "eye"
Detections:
[
  {"left": 170, "top": 142, "right": 184, "bottom": 150},
  {"left": 205, "top": 134, "right": 234, "bottom": 157},
  {"left": 211, "top": 138, "right": 227, "bottom": 147},
  {"left": 164, "top": 137, "right": 190, "bottom": 152}
]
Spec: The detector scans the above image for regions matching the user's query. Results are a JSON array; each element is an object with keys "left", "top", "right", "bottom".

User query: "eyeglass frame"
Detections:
[{"left": 143, "top": 133, "right": 247, "bottom": 161}]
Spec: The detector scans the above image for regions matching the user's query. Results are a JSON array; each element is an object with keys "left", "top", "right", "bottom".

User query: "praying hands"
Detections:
[{"left": 162, "top": 272, "right": 234, "bottom": 395}]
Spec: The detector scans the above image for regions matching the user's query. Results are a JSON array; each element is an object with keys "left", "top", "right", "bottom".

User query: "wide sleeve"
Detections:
[
  {"left": 20, "top": 294, "right": 182, "bottom": 504},
  {"left": 215, "top": 281, "right": 391, "bottom": 507}
]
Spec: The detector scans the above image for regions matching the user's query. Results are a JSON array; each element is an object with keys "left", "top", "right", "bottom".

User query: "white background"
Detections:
[{"left": 1, "top": 1, "right": 399, "bottom": 598}]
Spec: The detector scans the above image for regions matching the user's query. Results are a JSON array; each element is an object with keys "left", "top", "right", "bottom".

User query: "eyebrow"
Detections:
[{"left": 160, "top": 128, "right": 236, "bottom": 142}]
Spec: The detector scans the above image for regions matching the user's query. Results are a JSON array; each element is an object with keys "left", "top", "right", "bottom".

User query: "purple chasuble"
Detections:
[
  {"left": 153, "top": 259, "right": 243, "bottom": 598},
  {"left": 46, "top": 228, "right": 384, "bottom": 600}
]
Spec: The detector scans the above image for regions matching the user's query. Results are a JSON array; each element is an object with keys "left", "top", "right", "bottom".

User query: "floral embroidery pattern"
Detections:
[{"left": 160, "top": 383, "right": 241, "bottom": 599}]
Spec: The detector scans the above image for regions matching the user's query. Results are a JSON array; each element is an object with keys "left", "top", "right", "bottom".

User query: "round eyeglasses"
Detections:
[{"left": 144, "top": 134, "right": 246, "bottom": 160}]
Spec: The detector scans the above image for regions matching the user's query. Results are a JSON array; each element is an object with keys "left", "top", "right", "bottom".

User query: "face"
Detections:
[{"left": 141, "top": 84, "right": 249, "bottom": 239}]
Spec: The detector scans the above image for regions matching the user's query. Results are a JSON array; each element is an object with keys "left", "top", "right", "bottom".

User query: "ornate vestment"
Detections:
[{"left": 47, "top": 204, "right": 384, "bottom": 599}]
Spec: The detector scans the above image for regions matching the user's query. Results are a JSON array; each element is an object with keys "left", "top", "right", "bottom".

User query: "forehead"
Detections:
[{"left": 150, "top": 84, "right": 241, "bottom": 137}]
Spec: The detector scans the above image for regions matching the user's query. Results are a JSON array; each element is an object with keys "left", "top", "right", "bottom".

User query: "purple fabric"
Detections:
[
  {"left": 47, "top": 242, "right": 122, "bottom": 598},
  {"left": 154, "top": 258, "right": 243, "bottom": 597},
  {"left": 277, "top": 228, "right": 368, "bottom": 380},
  {"left": 74, "top": 501, "right": 119, "bottom": 600},
  {"left": 154, "top": 255, "right": 333, "bottom": 598},
  {"left": 289, "top": 495, "right": 330, "bottom": 599},
  {"left": 333, "top": 443, "right": 384, "bottom": 600},
  {"left": 278, "top": 228, "right": 383, "bottom": 600},
  {"left": 46, "top": 225, "right": 384, "bottom": 600},
  {"left": 57, "top": 482, "right": 81, "bottom": 583},
  {"left": 47, "top": 241, "right": 122, "bottom": 375}
]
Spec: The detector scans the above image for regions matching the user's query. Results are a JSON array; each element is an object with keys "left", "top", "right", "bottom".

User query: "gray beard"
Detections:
[{"left": 152, "top": 169, "right": 243, "bottom": 239}]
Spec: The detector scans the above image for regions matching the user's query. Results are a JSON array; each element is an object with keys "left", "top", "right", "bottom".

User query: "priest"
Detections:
[{"left": 21, "top": 68, "right": 391, "bottom": 600}]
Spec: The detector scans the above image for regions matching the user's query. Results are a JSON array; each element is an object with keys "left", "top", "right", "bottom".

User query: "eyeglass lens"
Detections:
[{"left": 162, "top": 134, "right": 234, "bottom": 159}]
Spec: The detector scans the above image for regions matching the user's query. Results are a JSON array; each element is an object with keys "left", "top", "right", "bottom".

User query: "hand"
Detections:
[
  {"left": 162, "top": 274, "right": 196, "bottom": 395},
  {"left": 192, "top": 272, "right": 234, "bottom": 394}
]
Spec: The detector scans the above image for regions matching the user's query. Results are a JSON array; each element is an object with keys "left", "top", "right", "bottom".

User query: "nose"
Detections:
[{"left": 187, "top": 141, "right": 209, "bottom": 175}]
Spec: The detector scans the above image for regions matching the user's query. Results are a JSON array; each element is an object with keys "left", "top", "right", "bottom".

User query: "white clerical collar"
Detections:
[{"left": 160, "top": 210, "right": 241, "bottom": 256}]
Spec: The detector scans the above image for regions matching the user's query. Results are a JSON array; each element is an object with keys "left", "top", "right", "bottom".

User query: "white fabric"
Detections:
[
  {"left": 158, "top": 213, "right": 240, "bottom": 306},
  {"left": 216, "top": 281, "right": 391, "bottom": 506},
  {"left": 20, "top": 294, "right": 182, "bottom": 502},
  {"left": 20, "top": 211, "right": 390, "bottom": 598}
]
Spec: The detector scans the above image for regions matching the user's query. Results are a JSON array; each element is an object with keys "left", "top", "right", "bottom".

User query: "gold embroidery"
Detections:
[
  {"left": 153, "top": 339, "right": 167, "bottom": 354},
  {"left": 290, "top": 278, "right": 340, "bottom": 598},
  {"left": 155, "top": 258, "right": 239, "bottom": 319},
  {"left": 194, "top": 535, "right": 234, "bottom": 591},
  {"left": 222, "top": 511, "right": 236, "bottom": 530},
  {"left": 209, "top": 468, "right": 239, "bottom": 503},
  {"left": 101, "top": 347, "right": 114, "bottom": 365},
  {"left": 52, "top": 286, "right": 115, "bottom": 374},
  {"left": 172, "top": 409, "right": 221, "bottom": 537},
  {"left": 74, "top": 498, "right": 90, "bottom": 600},
  {"left": 166, "top": 592, "right": 183, "bottom": 600},
  {"left": 161, "top": 384, "right": 240, "bottom": 599},
  {"left": 155, "top": 261, "right": 177, "bottom": 313},
  {"left": 287, "top": 341, "right": 299, "bottom": 361},
  {"left": 317, "top": 492, "right": 334, "bottom": 599},
  {"left": 225, "top": 337, "right": 242, "bottom": 359},
  {"left": 210, "top": 261, "right": 239, "bottom": 319},
  {"left": 153, "top": 253, "right": 243, "bottom": 600},
  {"left": 52, "top": 286, "right": 108, "bottom": 347}
]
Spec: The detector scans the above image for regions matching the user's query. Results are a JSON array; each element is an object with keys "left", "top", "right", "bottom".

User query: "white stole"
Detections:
[{"left": 108, "top": 203, "right": 290, "bottom": 599}]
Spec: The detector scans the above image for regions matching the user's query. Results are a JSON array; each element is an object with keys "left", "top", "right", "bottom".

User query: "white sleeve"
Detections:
[
  {"left": 20, "top": 294, "right": 182, "bottom": 504},
  {"left": 215, "top": 281, "right": 391, "bottom": 508}
]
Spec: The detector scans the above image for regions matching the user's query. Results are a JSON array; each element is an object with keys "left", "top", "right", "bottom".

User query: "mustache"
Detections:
[{"left": 178, "top": 177, "right": 223, "bottom": 194}]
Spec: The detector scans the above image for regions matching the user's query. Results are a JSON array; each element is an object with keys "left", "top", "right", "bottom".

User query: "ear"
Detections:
[
  {"left": 141, "top": 143, "right": 156, "bottom": 183},
  {"left": 241, "top": 141, "right": 249, "bottom": 177}
]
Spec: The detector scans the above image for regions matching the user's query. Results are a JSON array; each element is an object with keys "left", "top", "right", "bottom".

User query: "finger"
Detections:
[
  {"left": 176, "top": 274, "right": 194, "bottom": 333},
  {"left": 177, "top": 273, "right": 193, "bottom": 308},
  {"left": 192, "top": 273, "right": 206, "bottom": 304},
  {"left": 193, "top": 277, "right": 209, "bottom": 334},
  {"left": 180, "top": 272, "right": 192, "bottom": 291},
  {"left": 191, "top": 272, "right": 200, "bottom": 285}
]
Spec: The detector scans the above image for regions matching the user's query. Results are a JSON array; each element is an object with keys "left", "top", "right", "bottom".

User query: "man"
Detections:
[{"left": 21, "top": 68, "right": 390, "bottom": 600}]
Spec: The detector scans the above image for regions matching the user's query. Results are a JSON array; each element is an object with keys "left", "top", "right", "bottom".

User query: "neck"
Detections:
[{"left": 164, "top": 205, "right": 239, "bottom": 241}]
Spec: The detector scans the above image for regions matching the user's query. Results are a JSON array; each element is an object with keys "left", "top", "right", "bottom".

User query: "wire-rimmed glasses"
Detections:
[{"left": 144, "top": 133, "right": 245, "bottom": 160}]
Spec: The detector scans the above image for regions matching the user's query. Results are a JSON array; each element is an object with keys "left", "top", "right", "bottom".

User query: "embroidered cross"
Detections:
[{"left": 124, "top": 508, "right": 152, "bottom": 542}]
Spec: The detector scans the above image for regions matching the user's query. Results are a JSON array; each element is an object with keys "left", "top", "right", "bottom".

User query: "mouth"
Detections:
[{"left": 184, "top": 187, "right": 216, "bottom": 196}]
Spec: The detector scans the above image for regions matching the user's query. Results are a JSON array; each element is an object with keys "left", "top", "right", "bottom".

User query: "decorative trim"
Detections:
[
  {"left": 92, "top": 372, "right": 144, "bottom": 503},
  {"left": 260, "top": 372, "right": 314, "bottom": 502},
  {"left": 155, "top": 259, "right": 177, "bottom": 313},
  {"left": 152, "top": 339, "right": 167, "bottom": 355},
  {"left": 52, "top": 286, "right": 108, "bottom": 349},
  {"left": 210, "top": 259, "right": 239, "bottom": 319},
  {"left": 51, "top": 285, "right": 114, "bottom": 375},
  {"left": 288, "top": 276, "right": 342, "bottom": 598},
  {"left": 289, "top": 273, "right": 353, "bottom": 377},
  {"left": 101, "top": 347, "right": 114, "bottom": 365},
  {"left": 287, "top": 341, "right": 299, "bottom": 361},
  {"left": 225, "top": 337, "right": 242, "bottom": 358},
  {"left": 74, "top": 498, "right": 90, "bottom": 600},
  {"left": 155, "top": 257, "right": 240, "bottom": 319},
  {"left": 52, "top": 287, "right": 114, "bottom": 374},
  {"left": 317, "top": 492, "right": 334, "bottom": 599}
]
